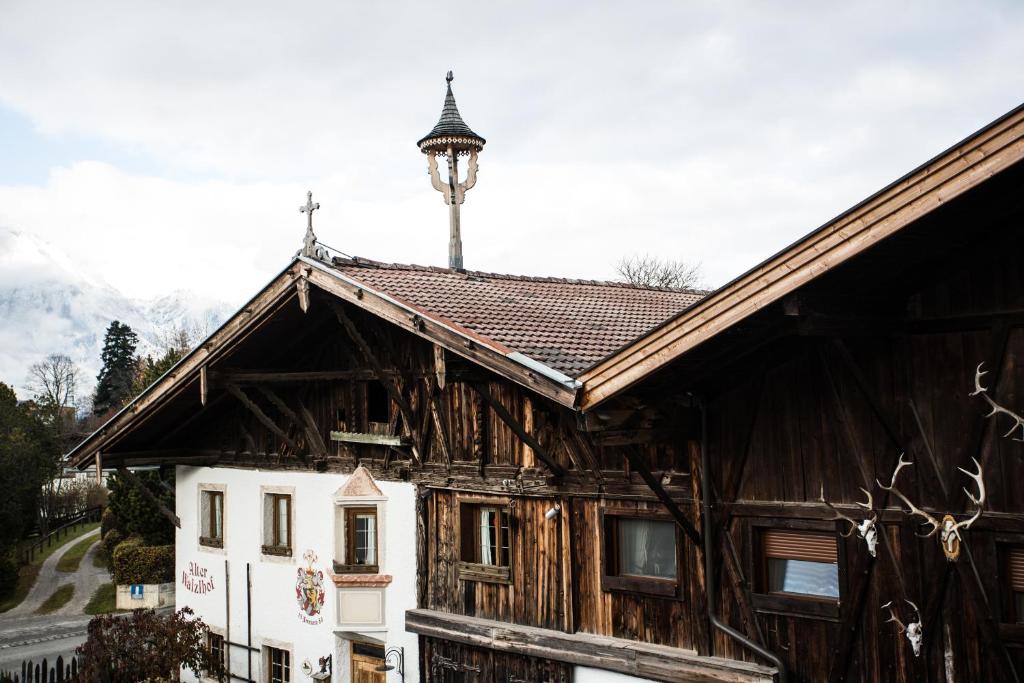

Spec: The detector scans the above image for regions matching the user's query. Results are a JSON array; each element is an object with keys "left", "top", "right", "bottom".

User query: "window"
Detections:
[
  {"left": 265, "top": 646, "right": 290, "bottom": 683},
  {"left": 207, "top": 632, "right": 225, "bottom": 679},
  {"left": 200, "top": 490, "right": 224, "bottom": 548},
  {"left": 458, "top": 500, "right": 511, "bottom": 583},
  {"left": 367, "top": 381, "right": 390, "bottom": 425},
  {"left": 1006, "top": 547, "right": 1024, "bottom": 624},
  {"left": 602, "top": 513, "right": 680, "bottom": 596},
  {"left": 262, "top": 493, "right": 292, "bottom": 556},
  {"left": 761, "top": 529, "right": 839, "bottom": 600},
  {"left": 335, "top": 507, "right": 378, "bottom": 573}
]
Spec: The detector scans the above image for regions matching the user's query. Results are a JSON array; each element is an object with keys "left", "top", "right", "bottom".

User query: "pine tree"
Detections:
[{"left": 93, "top": 320, "right": 139, "bottom": 415}]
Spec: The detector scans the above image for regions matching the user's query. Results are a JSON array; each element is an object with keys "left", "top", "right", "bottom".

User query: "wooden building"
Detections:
[{"left": 69, "top": 100, "right": 1024, "bottom": 683}]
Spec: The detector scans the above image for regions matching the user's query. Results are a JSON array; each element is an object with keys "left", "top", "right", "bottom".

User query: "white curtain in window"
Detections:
[
  {"left": 619, "top": 518, "right": 676, "bottom": 579},
  {"left": 213, "top": 494, "right": 223, "bottom": 538},
  {"left": 356, "top": 514, "right": 376, "bottom": 564},
  {"left": 480, "top": 509, "right": 496, "bottom": 565},
  {"left": 279, "top": 500, "right": 289, "bottom": 545}
]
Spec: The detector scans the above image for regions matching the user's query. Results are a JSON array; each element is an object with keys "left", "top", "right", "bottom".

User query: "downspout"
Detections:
[{"left": 698, "top": 396, "right": 787, "bottom": 682}]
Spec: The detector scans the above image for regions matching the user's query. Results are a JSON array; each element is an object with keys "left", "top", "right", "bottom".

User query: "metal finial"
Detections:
[
  {"left": 446, "top": 70, "right": 453, "bottom": 84},
  {"left": 299, "top": 190, "right": 320, "bottom": 258}
]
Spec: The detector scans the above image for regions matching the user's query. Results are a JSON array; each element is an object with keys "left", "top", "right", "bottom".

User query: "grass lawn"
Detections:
[
  {"left": 0, "top": 521, "right": 100, "bottom": 614},
  {"left": 36, "top": 583, "right": 74, "bottom": 614},
  {"left": 84, "top": 582, "right": 117, "bottom": 615},
  {"left": 56, "top": 535, "right": 100, "bottom": 573}
]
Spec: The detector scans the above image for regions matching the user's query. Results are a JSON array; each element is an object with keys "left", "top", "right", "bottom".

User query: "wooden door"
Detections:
[{"left": 351, "top": 653, "right": 385, "bottom": 683}]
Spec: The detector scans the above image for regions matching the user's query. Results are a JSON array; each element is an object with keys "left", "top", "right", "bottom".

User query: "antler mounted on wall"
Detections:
[
  {"left": 971, "top": 362, "right": 1024, "bottom": 442},
  {"left": 883, "top": 599, "right": 923, "bottom": 657},
  {"left": 819, "top": 484, "right": 878, "bottom": 557},
  {"left": 877, "top": 453, "right": 986, "bottom": 561}
]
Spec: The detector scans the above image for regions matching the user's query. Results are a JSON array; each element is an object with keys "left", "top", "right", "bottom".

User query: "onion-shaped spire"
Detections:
[{"left": 417, "top": 71, "right": 486, "bottom": 156}]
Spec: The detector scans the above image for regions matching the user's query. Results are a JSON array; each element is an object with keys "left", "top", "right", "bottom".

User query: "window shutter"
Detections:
[
  {"left": 763, "top": 529, "right": 838, "bottom": 563},
  {"left": 1009, "top": 548, "right": 1024, "bottom": 592}
]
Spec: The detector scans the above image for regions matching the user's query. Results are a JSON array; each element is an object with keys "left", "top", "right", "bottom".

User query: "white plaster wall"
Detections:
[
  {"left": 574, "top": 666, "right": 657, "bottom": 683},
  {"left": 176, "top": 465, "right": 420, "bottom": 683}
]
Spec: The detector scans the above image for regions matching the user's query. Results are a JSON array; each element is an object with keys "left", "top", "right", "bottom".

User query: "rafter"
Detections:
[{"left": 224, "top": 383, "right": 302, "bottom": 456}]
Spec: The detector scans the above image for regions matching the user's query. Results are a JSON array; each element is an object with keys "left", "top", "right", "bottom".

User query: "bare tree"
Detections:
[
  {"left": 27, "top": 353, "right": 81, "bottom": 431},
  {"left": 615, "top": 254, "right": 704, "bottom": 290}
]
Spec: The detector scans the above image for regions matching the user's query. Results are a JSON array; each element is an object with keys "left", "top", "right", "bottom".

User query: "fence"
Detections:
[
  {"left": 20, "top": 506, "right": 103, "bottom": 564},
  {"left": 0, "top": 655, "right": 80, "bottom": 682}
]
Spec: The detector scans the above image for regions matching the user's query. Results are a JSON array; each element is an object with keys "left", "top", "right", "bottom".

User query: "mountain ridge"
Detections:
[{"left": 0, "top": 227, "right": 234, "bottom": 401}]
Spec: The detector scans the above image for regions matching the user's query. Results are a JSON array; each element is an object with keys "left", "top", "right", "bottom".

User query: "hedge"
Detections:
[
  {"left": 112, "top": 539, "right": 174, "bottom": 585},
  {"left": 100, "top": 507, "right": 120, "bottom": 539},
  {"left": 102, "top": 529, "right": 125, "bottom": 560}
]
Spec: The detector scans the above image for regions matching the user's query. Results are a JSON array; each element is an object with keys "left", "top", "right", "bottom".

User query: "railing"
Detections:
[
  {"left": 0, "top": 654, "right": 80, "bottom": 682},
  {"left": 20, "top": 506, "right": 103, "bottom": 564}
]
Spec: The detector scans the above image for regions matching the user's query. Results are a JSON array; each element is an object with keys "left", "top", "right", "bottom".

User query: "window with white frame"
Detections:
[{"left": 334, "top": 506, "right": 379, "bottom": 573}]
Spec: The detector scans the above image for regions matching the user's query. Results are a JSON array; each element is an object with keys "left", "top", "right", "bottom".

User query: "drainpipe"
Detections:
[{"left": 698, "top": 396, "right": 787, "bottom": 682}]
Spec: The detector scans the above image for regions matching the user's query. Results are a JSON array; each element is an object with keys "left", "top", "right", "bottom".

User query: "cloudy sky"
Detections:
[{"left": 1, "top": 1, "right": 1022, "bottom": 305}]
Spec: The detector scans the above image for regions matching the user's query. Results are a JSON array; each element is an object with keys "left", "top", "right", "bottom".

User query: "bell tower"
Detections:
[{"left": 416, "top": 71, "right": 486, "bottom": 271}]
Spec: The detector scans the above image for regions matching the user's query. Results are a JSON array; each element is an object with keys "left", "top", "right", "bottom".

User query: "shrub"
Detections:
[
  {"left": 102, "top": 529, "right": 125, "bottom": 559},
  {"left": 0, "top": 550, "right": 19, "bottom": 599},
  {"left": 101, "top": 507, "right": 121, "bottom": 539},
  {"left": 77, "top": 607, "right": 215, "bottom": 682},
  {"left": 112, "top": 541, "right": 174, "bottom": 585}
]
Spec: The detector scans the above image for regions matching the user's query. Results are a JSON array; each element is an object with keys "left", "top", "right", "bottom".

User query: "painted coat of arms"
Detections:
[{"left": 296, "top": 549, "right": 325, "bottom": 624}]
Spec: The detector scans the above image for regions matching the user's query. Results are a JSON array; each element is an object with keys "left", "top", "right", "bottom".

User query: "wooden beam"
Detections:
[
  {"left": 95, "top": 452, "right": 102, "bottom": 486},
  {"left": 623, "top": 448, "right": 701, "bottom": 546},
  {"left": 211, "top": 369, "right": 409, "bottom": 383},
  {"left": 330, "top": 431, "right": 411, "bottom": 447},
  {"left": 330, "top": 301, "right": 422, "bottom": 464},
  {"left": 406, "top": 608, "right": 777, "bottom": 683},
  {"left": 101, "top": 449, "right": 222, "bottom": 467},
  {"left": 470, "top": 382, "right": 565, "bottom": 477},
  {"left": 199, "top": 366, "right": 208, "bottom": 406},
  {"left": 116, "top": 466, "right": 181, "bottom": 528},
  {"left": 428, "top": 390, "right": 453, "bottom": 470},
  {"left": 257, "top": 386, "right": 326, "bottom": 459},
  {"left": 224, "top": 383, "right": 301, "bottom": 455}
]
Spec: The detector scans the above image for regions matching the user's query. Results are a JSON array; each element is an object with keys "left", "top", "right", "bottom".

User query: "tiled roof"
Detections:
[{"left": 331, "top": 258, "right": 704, "bottom": 378}]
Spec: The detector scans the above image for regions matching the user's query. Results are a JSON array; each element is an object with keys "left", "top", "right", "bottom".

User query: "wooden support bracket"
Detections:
[
  {"left": 224, "top": 383, "right": 302, "bottom": 456},
  {"left": 623, "top": 448, "right": 701, "bottom": 546},
  {"left": 471, "top": 381, "right": 565, "bottom": 478}
]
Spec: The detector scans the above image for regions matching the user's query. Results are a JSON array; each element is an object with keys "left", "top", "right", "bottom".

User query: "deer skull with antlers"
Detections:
[
  {"left": 971, "top": 362, "right": 1024, "bottom": 442},
  {"left": 883, "top": 600, "right": 923, "bottom": 657},
  {"left": 876, "top": 453, "right": 985, "bottom": 562},
  {"left": 819, "top": 485, "right": 878, "bottom": 557}
]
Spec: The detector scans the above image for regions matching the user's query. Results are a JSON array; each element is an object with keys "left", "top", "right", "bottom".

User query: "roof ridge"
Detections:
[{"left": 331, "top": 256, "right": 707, "bottom": 295}]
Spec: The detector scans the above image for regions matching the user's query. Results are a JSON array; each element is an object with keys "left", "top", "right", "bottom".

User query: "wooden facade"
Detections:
[{"left": 68, "top": 107, "right": 1024, "bottom": 681}]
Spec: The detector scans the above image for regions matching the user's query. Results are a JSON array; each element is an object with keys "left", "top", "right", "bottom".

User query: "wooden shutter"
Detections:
[
  {"left": 763, "top": 529, "right": 838, "bottom": 563},
  {"left": 1009, "top": 548, "right": 1024, "bottom": 592}
]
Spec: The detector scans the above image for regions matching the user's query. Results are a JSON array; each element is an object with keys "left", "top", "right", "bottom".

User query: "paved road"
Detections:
[
  {"left": 55, "top": 535, "right": 109, "bottom": 616},
  {"left": 0, "top": 613, "right": 91, "bottom": 672},
  {"left": 0, "top": 529, "right": 111, "bottom": 672},
  {"left": 5, "top": 528, "right": 103, "bottom": 617}
]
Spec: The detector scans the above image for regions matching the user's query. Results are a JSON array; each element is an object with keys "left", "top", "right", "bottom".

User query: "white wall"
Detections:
[{"left": 176, "top": 465, "right": 419, "bottom": 683}]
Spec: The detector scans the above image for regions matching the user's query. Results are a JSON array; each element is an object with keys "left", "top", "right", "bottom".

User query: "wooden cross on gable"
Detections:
[{"left": 300, "top": 190, "right": 320, "bottom": 258}]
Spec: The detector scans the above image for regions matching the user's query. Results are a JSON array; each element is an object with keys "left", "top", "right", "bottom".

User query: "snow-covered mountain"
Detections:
[{"left": 0, "top": 227, "right": 234, "bottom": 400}]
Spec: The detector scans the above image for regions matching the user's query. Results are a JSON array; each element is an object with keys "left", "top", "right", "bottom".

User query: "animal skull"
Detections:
[
  {"left": 883, "top": 600, "right": 923, "bottom": 657},
  {"left": 819, "top": 485, "right": 878, "bottom": 557},
  {"left": 876, "top": 453, "right": 985, "bottom": 562}
]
